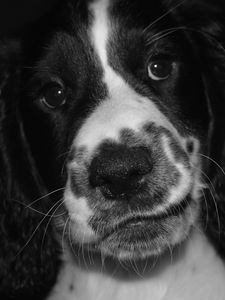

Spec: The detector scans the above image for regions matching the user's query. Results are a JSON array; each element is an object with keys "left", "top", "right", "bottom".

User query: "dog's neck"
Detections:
[{"left": 49, "top": 228, "right": 225, "bottom": 300}]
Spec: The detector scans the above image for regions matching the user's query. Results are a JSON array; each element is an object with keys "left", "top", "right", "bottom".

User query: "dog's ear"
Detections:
[
  {"left": 0, "top": 40, "right": 60, "bottom": 299},
  {"left": 201, "top": 33, "right": 225, "bottom": 259},
  {"left": 202, "top": 39, "right": 225, "bottom": 259},
  {"left": 177, "top": 0, "right": 225, "bottom": 257}
]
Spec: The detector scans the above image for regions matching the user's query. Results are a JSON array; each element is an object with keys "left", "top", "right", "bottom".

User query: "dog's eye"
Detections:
[
  {"left": 148, "top": 60, "right": 175, "bottom": 81},
  {"left": 40, "top": 84, "right": 66, "bottom": 109}
]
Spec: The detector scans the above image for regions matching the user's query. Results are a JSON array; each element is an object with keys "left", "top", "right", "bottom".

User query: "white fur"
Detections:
[
  {"left": 159, "top": 135, "right": 192, "bottom": 208},
  {"left": 48, "top": 229, "right": 225, "bottom": 300},
  {"left": 64, "top": 181, "right": 97, "bottom": 243}
]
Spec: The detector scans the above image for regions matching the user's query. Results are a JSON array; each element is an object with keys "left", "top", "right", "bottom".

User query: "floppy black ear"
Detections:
[
  {"left": 179, "top": 0, "right": 225, "bottom": 258},
  {"left": 0, "top": 40, "right": 60, "bottom": 299},
  {"left": 202, "top": 42, "right": 225, "bottom": 259}
]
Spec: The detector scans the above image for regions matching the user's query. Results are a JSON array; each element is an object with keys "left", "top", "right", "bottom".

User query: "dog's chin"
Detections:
[
  {"left": 90, "top": 223, "right": 173, "bottom": 260},
  {"left": 93, "top": 219, "right": 192, "bottom": 260},
  {"left": 67, "top": 199, "right": 199, "bottom": 261}
]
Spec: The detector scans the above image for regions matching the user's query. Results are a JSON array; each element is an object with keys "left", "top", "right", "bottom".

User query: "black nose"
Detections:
[{"left": 89, "top": 144, "right": 153, "bottom": 200}]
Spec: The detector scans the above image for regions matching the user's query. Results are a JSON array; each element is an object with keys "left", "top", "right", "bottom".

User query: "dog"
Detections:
[{"left": 1, "top": 0, "right": 225, "bottom": 299}]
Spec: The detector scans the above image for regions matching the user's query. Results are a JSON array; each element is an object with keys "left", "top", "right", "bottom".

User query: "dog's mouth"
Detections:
[
  {"left": 99, "top": 196, "right": 191, "bottom": 238},
  {"left": 85, "top": 195, "right": 194, "bottom": 259}
]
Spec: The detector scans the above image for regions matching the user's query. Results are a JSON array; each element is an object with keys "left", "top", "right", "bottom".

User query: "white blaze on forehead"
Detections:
[
  {"left": 74, "top": 0, "right": 182, "bottom": 154},
  {"left": 89, "top": 0, "right": 109, "bottom": 67}
]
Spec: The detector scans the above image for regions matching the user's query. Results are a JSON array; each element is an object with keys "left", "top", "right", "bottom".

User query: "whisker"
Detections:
[
  {"left": 146, "top": 26, "right": 186, "bottom": 45},
  {"left": 192, "top": 160, "right": 221, "bottom": 235},
  {"left": 57, "top": 150, "right": 71, "bottom": 159},
  {"left": 143, "top": 0, "right": 186, "bottom": 34},
  {"left": 68, "top": 220, "right": 79, "bottom": 260},
  {"left": 142, "top": 255, "right": 149, "bottom": 274},
  {"left": 100, "top": 250, "right": 106, "bottom": 272},
  {"left": 205, "top": 186, "right": 221, "bottom": 237},
  {"left": 61, "top": 216, "right": 71, "bottom": 254},
  {"left": 183, "top": 196, "right": 204, "bottom": 236},
  {"left": 129, "top": 258, "right": 143, "bottom": 278},
  {"left": 118, "top": 258, "right": 129, "bottom": 273},
  {"left": 189, "top": 164, "right": 210, "bottom": 230},
  {"left": 86, "top": 238, "right": 92, "bottom": 266},
  {"left": 41, "top": 198, "right": 66, "bottom": 252},
  {"left": 61, "top": 157, "right": 69, "bottom": 177},
  {"left": 164, "top": 236, "right": 173, "bottom": 265},
  {"left": 200, "top": 186, "right": 209, "bottom": 230},
  {"left": 81, "top": 233, "right": 89, "bottom": 271},
  {"left": 199, "top": 153, "right": 225, "bottom": 177},
  {"left": 14, "top": 199, "right": 65, "bottom": 217},
  {"left": 145, "top": 25, "right": 225, "bottom": 62},
  {"left": 15, "top": 197, "right": 65, "bottom": 257},
  {"left": 25, "top": 187, "right": 65, "bottom": 209},
  {"left": 146, "top": 28, "right": 183, "bottom": 46},
  {"left": 134, "top": 258, "right": 144, "bottom": 278}
]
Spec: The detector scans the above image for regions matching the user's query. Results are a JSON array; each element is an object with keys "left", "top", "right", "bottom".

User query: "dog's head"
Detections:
[{"left": 20, "top": 0, "right": 225, "bottom": 260}]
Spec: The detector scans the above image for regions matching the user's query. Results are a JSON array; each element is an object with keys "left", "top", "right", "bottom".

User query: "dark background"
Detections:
[{"left": 0, "top": 0, "right": 57, "bottom": 35}]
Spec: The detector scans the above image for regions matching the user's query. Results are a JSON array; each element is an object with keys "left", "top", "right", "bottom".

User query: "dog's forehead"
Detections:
[{"left": 67, "top": 0, "right": 181, "bottom": 153}]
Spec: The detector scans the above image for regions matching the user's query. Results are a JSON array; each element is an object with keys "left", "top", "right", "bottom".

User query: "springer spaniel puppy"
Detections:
[{"left": 1, "top": 0, "right": 225, "bottom": 299}]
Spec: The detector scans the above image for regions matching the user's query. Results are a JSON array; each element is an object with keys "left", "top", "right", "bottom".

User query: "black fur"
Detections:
[
  {"left": 1, "top": 0, "right": 225, "bottom": 298},
  {"left": 0, "top": 41, "right": 60, "bottom": 299}
]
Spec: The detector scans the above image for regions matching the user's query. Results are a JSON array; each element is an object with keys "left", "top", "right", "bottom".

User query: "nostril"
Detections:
[
  {"left": 186, "top": 140, "right": 194, "bottom": 154},
  {"left": 90, "top": 174, "right": 106, "bottom": 188},
  {"left": 88, "top": 144, "right": 153, "bottom": 199}
]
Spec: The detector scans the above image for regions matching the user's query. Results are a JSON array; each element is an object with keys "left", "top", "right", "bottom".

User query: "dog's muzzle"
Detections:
[{"left": 63, "top": 126, "right": 200, "bottom": 259}]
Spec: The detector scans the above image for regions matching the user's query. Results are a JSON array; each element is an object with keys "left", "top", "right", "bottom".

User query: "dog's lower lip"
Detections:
[
  {"left": 101, "top": 216, "right": 158, "bottom": 240},
  {"left": 98, "top": 218, "right": 152, "bottom": 244},
  {"left": 117, "top": 216, "right": 155, "bottom": 229},
  {"left": 99, "top": 196, "right": 192, "bottom": 240}
]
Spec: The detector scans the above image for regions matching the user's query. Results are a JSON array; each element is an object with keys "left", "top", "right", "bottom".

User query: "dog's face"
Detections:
[{"left": 24, "top": 0, "right": 211, "bottom": 260}]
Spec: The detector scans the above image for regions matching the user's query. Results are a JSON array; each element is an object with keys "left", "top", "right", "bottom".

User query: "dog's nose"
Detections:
[{"left": 89, "top": 145, "right": 152, "bottom": 199}]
